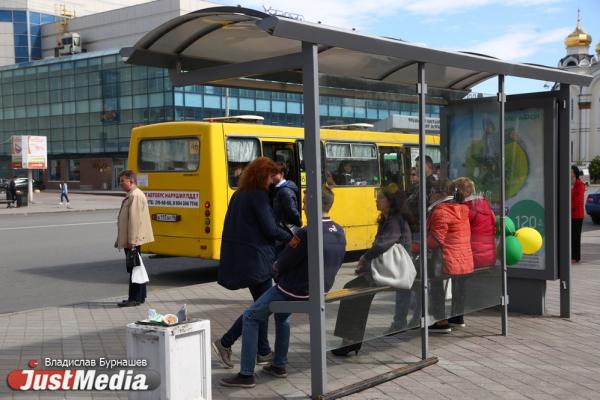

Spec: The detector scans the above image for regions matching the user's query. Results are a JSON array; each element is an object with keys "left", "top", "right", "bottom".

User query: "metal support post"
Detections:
[
  {"left": 498, "top": 75, "right": 508, "bottom": 336},
  {"left": 417, "top": 62, "right": 429, "bottom": 359},
  {"left": 559, "top": 84, "right": 571, "bottom": 318},
  {"left": 302, "top": 41, "right": 327, "bottom": 398}
]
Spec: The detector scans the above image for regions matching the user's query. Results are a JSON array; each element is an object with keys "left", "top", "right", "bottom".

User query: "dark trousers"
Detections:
[
  {"left": 60, "top": 193, "right": 70, "bottom": 203},
  {"left": 221, "top": 278, "right": 272, "bottom": 356},
  {"left": 429, "top": 279, "right": 446, "bottom": 321},
  {"left": 333, "top": 275, "right": 375, "bottom": 342},
  {"left": 125, "top": 247, "right": 146, "bottom": 302},
  {"left": 572, "top": 218, "right": 583, "bottom": 261},
  {"left": 451, "top": 275, "right": 468, "bottom": 318}
]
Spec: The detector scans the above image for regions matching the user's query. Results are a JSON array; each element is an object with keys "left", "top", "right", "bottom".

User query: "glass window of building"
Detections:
[{"left": 68, "top": 160, "right": 80, "bottom": 181}]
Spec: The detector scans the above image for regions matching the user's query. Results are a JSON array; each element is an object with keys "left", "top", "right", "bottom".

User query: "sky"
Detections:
[{"left": 217, "top": 0, "right": 599, "bottom": 94}]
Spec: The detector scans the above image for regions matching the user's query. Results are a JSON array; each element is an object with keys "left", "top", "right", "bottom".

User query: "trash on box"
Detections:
[{"left": 138, "top": 304, "right": 188, "bottom": 326}]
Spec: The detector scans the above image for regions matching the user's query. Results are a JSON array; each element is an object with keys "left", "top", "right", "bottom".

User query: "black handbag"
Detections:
[
  {"left": 427, "top": 235, "right": 449, "bottom": 280},
  {"left": 126, "top": 248, "right": 140, "bottom": 273}
]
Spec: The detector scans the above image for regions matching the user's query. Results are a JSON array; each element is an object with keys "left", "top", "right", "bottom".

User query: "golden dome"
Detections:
[
  {"left": 565, "top": 11, "right": 592, "bottom": 48},
  {"left": 596, "top": 42, "right": 600, "bottom": 55}
]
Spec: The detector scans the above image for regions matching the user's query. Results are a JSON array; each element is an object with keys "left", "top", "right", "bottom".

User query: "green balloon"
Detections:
[
  {"left": 503, "top": 236, "right": 523, "bottom": 266},
  {"left": 496, "top": 216, "right": 516, "bottom": 237}
]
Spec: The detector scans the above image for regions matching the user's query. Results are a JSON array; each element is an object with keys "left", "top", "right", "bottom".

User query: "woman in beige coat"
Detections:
[{"left": 115, "top": 170, "right": 154, "bottom": 307}]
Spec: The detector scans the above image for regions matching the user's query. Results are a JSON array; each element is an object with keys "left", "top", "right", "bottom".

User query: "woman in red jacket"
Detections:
[
  {"left": 571, "top": 165, "right": 585, "bottom": 263},
  {"left": 427, "top": 179, "right": 473, "bottom": 333}
]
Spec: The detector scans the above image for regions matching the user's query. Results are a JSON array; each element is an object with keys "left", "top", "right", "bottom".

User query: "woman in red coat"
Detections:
[
  {"left": 571, "top": 165, "right": 585, "bottom": 263},
  {"left": 427, "top": 179, "right": 473, "bottom": 332}
]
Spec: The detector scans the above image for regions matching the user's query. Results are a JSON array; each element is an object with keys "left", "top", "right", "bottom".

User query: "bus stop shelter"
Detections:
[{"left": 121, "top": 6, "right": 592, "bottom": 399}]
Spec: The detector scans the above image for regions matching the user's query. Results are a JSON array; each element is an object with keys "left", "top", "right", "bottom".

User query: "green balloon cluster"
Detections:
[{"left": 496, "top": 217, "right": 543, "bottom": 266}]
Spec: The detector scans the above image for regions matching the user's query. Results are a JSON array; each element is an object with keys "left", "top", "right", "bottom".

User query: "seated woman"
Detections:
[{"left": 331, "top": 183, "right": 413, "bottom": 356}]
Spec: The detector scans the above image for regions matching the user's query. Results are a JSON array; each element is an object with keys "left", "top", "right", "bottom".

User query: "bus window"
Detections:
[
  {"left": 379, "top": 146, "right": 407, "bottom": 190},
  {"left": 227, "top": 137, "right": 259, "bottom": 187},
  {"left": 325, "top": 142, "right": 379, "bottom": 186},
  {"left": 139, "top": 138, "right": 199, "bottom": 172}
]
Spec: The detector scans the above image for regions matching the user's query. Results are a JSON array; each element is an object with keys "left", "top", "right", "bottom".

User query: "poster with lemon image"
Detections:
[{"left": 446, "top": 105, "right": 545, "bottom": 271}]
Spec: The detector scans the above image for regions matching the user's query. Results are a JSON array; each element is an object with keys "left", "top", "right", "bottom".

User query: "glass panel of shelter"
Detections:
[
  {"left": 324, "top": 81, "right": 423, "bottom": 363},
  {"left": 427, "top": 82, "right": 502, "bottom": 331}
]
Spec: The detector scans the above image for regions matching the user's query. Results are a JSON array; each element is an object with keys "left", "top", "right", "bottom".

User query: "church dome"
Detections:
[{"left": 565, "top": 13, "right": 592, "bottom": 48}]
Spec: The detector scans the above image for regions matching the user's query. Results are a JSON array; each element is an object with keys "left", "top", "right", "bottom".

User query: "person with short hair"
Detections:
[
  {"left": 115, "top": 170, "right": 154, "bottom": 307},
  {"left": 7, "top": 176, "right": 17, "bottom": 208},
  {"left": 271, "top": 162, "right": 302, "bottom": 234},
  {"left": 213, "top": 157, "right": 293, "bottom": 370},
  {"left": 220, "top": 185, "right": 346, "bottom": 388}
]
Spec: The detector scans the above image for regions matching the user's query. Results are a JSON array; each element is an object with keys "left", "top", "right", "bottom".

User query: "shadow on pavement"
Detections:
[{"left": 19, "top": 257, "right": 219, "bottom": 288}]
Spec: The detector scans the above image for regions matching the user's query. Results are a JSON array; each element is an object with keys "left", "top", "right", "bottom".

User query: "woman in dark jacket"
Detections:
[
  {"left": 332, "top": 184, "right": 414, "bottom": 356},
  {"left": 213, "top": 157, "right": 293, "bottom": 369}
]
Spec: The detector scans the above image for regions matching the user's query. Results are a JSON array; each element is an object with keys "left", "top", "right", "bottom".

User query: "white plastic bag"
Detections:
[{"left": 132, "top": 252, "right": 149, "bottom": 284}]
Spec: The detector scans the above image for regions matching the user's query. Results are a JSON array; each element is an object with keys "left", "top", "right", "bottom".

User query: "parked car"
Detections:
[
  {"left": 585, "top": 189, "right": 600, "bottom": 224},
  {"left": 0, "top": 177, "right": 44, "bottom": 192}
]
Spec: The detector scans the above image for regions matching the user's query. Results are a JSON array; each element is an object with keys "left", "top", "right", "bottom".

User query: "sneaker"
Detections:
[
  {"left": 448, "top": 316, "right": 466, "bottom": 327},
  {"left": 262, "top": 364, "right": 287, "bottom": 378},
  {"left": 220, "top": 373, "right": 256, "bottom": 388},
  {"left": 256, "top": 352, "right": 273, "bottom": 366},
  {"left": 428, "top": 322, "right": 451, "bottom": 333},
  {"left": 212, "top": 339, "right": 233, "bottom": 369}
]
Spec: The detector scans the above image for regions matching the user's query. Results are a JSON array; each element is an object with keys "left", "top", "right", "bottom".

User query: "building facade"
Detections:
[
  {"left": 0, "top": 0, "right": 156, "bottom": 66},
  {"left": 558, "top": 13, "right": 600, "bottom": 164}
]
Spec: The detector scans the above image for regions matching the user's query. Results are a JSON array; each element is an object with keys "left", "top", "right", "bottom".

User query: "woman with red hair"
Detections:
[{"left": 213, "top": 157, "right": 293, "bottom": 369}]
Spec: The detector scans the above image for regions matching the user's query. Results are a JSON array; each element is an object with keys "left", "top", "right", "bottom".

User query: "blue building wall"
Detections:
[{"left": 0, "top": 9, "right": 60, "bottom": 63}]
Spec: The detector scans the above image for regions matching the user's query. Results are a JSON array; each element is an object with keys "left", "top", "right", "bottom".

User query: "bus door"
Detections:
[
  {"left": 379, "top": 145, "right": 410, "bottom": 191},
  {"left": 262, "top": 139, "right": 302, "bottom": 214}
]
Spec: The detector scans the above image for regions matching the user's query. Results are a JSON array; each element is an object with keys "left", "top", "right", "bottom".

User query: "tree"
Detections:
[{"left": 589, "top": 156, "right": 600, "bottom": 183}]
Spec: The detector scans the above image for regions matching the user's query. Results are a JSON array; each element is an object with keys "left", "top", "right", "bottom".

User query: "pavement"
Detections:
[{"left": 0, "top": 194, "right": 599, "bottom": 399}]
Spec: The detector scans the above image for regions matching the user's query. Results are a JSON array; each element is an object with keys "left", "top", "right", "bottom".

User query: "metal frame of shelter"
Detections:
[{"left": 121, "top": 6, "right": 592, "bottom": 399}]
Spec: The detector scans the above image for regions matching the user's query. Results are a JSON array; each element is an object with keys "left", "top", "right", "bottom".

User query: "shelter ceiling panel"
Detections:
[
  {"left": 318, "top": 48, "right": 407, "bottom": 81},
  {"left": 148, "top": 14, "right": 252, "bottom": 55},
  {"left": 383, "top": 62, "right": 494, "bottom": 90},
  {"left": 182, "top": 21, "right": 300, "bottom": 63}
]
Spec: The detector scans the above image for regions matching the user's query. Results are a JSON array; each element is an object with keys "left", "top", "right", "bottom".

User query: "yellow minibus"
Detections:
[{"left": 128, "top": 117, "right": 439, "bottom": 259}]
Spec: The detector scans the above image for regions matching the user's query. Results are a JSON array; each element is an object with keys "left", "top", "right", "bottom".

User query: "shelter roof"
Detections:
[{"left": 121, "top": 6, "right": 592, "bottom": 91}]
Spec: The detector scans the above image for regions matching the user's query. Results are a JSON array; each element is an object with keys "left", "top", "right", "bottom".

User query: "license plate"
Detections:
[{"left": 154, "top": 213, "right": 179, "bottom": 222}]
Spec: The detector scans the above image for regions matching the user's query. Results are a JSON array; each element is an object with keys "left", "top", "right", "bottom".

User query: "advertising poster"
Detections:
[
  {"left": 446, "top": 105, "right": 545, "bottom": 271},
  {"left": 11, "top": 136, "right": 48, "bottom": 169}
]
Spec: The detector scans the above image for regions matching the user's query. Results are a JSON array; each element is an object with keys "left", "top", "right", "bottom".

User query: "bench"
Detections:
[{"left": 325, "top": 285, "right": 393, "bottom": 302}]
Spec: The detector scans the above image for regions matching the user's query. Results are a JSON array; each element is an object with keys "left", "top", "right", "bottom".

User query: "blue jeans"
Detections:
[
  {"left": 240, "top": 286, "right": 291, "bottom": 376},
  {"left": 221, "top": 279, "right": 272, "bottom": 355}
]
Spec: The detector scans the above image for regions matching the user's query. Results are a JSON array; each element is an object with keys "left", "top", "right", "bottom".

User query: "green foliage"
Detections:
[{"left": 589, "top": 156, "right": 600, "bottom": 183}]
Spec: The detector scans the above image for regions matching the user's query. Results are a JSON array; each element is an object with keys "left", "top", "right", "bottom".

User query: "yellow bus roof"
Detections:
[{"left": 132, "top": 121, "right": 440, "bottom": 145}]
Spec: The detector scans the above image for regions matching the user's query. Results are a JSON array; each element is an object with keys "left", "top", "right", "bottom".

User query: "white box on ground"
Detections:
[{"left": 126, "top": 320, "right": 211, "bottom": 400}]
